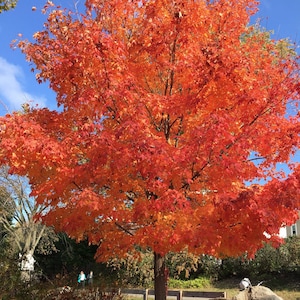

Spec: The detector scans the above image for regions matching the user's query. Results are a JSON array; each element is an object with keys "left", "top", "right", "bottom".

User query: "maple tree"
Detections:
[{"left": 0, "top": 0, "right": 300, "bottom": 299}]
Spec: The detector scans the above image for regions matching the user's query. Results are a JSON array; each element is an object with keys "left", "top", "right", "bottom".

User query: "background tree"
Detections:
[
  {"left": 0, "top": 0, "right": 17, "bottom": 13},
  {"left": 35, "top": 232, "right": 103, "bottom": 282},
  {"left": 0, "top": 182, "right": 19, "bottom": 296},
  {"left": 0, "top": 181, "right": 14, "bottom": 242},
  {"left": 0, "top": 0, "right": 299, "bottom": 299},
  {"left": 0, "top": 167, "right": 58, "bottom": 281}
]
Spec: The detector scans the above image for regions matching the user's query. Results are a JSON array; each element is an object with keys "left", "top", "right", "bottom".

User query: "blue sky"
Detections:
[{"left": 0, "top": 0, "right": 300, "bottom": 115}]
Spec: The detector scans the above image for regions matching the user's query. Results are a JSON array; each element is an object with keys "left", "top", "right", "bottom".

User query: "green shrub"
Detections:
[
  {"left": 219, "top": 236, "right": 300, "bottom": 280},
  {"left": 107, "top": 250, "right": 154, "bottom": 287},
  {"left": 168, "top": 277, "right": 211, "bottom": 289}
]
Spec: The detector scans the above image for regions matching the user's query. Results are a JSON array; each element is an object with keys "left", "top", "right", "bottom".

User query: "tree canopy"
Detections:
[{"left": 0, "top": 0, "right": 299, "bottom": 270}]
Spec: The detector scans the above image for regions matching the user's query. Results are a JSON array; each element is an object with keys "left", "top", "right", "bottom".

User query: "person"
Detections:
[
  {"left": 77, "top": 271, "right": 86, "bottom": 288},
  {"left": 239, "top": 278, "right": 251, "bottom": 290},
  {"left": 87, "top": 271, "right": 93, "bottom": 286}
]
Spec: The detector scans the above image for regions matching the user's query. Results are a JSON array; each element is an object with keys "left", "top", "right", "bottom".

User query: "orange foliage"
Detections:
[{"left": 0, "top": 0, "right": 299, "bottom": 260}]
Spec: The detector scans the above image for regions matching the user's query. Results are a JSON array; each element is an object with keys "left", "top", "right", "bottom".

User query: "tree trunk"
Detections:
[
  {"left": 154, "top": 252, "right": 167, "bottom": 300},
  {"left": 20, "top": 251, "right": 35, "bottom": 282}
]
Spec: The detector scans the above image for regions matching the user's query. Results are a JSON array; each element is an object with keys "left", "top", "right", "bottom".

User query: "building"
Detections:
[
  {"left": 285, "top": 220, "right": 300, "bottom": 237},
  {"left": 279, "top": 211, "right": 300, "bottom": 238}
]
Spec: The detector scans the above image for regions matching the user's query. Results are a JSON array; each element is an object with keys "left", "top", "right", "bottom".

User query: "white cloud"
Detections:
[{"left": 0, "top": 57, "right": 47, "bottom": 113}]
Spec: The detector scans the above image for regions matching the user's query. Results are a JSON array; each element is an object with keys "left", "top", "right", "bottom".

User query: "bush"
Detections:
[
  {"left": 218, "top": 254, "right": 251, "bottom": 279},
  {"left": 107, "top": 250, "right": 154, "bottom": 287},
  {"left": 168, "top": 277, "right": 211, "bottom": 289},
  {"left": 166, "top": 251, "right": 200, "bottom": 280},
  {"left": 248, "top": 236, "right": 300, "bottom": 277},
  {"left": 219, "top": 236, "right": 300, "bottom": 280},
  {"left": 0, "top": 254, "right": 24, "bottom": 299}
]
